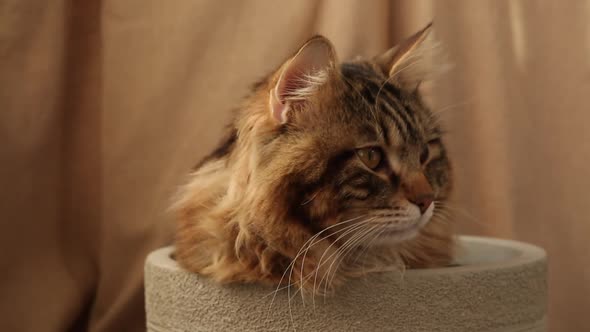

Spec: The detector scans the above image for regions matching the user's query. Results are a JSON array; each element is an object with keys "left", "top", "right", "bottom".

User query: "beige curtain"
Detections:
[{"left": 1, "top": 1, "right": 587, "bottom": 331}]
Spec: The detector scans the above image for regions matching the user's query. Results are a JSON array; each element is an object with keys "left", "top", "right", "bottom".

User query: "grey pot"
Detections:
[{"left": 144, "top": 236, "right": 547, "bottom": 332}]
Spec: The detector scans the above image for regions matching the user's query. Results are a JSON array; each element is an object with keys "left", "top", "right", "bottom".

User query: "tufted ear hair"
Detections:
[
  {"left": 375, "top": 23, "right": 441, "bottom": 89},
  {"left": 269, "top": 36, "right": 337, "bottom": 124}
]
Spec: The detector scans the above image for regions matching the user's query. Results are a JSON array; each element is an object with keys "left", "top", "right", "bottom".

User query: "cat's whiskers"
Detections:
[
  {"left": 283, "top": 221, "right": 368, "bottom": 304},
  {"left": 305, "top": 219, "right": 375, "bottom": 304},
  {"left": 353, "top": 221, "right": 391, "bottom": 267},
  {"left": 320, "top": 223, "right": 382, "bottom": 299},
  {"left": 285, "top": 218, "right": 375, "bottom": 329},
  {"left": 264, "top": 216, "right": 367, "bottom": 328},
  {"left": 327, "top": 217, "right": 405, "bottom": 294},
  {"left": 267, "top": 215, "right": 363, "bottom": 296},
  {"left": 314, "top": 223, "right": 376, "bottom": 299},
  {"left": 318, "top": 212, "right": 420, "bottom": 298},
  {"left": 300, "top": 192, "right": 319, "bottom": 206},
  {"left": 265, "top": 219, "right": 363, "bottom": 298},
  {"left": 433, "top": 211, "right": 453, "bottom": 224},
  {"left": 282, "top": 223, "right": 367, "bottom": 304},
  {"left": 265, "top": 215, "right": 373, "bottom": 324},
  {"left": 434, "top": 201, "right": 488, "bottom": 228},
  {"left": 359, "top": 226, "right": 393, "bottom": 277},
  {"left": 276, "top": 216, "right": 372, "bottom": 328},
  {"left": 293, "top": 219, "right": 370, "bottom": 302}
]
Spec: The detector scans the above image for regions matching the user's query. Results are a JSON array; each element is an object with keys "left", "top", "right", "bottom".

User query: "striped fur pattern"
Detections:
[{"left": 174, "top": 27, "right": 453, "bottom": 296}]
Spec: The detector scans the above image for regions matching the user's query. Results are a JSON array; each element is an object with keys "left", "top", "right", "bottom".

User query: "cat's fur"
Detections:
[{"left": 173, "top": 24, "right": 454, "bottom": 295}]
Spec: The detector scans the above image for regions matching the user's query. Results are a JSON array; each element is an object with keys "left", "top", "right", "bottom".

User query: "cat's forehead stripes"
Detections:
[{"left": 340, "top": 62, "right": 424, "bottom": 146}]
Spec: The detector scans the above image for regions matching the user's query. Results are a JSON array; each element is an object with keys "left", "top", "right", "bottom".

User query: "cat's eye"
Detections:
[
  {"left": 356, "top": 147, "right": 382, "bottom": 169},
  {"left": 421, "top": 139, "right": 441, "bottom": 165},
  {"left": 420, "top": 145, "right": 430, "bottom": 164}
]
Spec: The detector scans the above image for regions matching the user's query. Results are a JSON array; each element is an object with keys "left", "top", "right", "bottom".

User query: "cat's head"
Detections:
[{"left": 242, "top": 24, "right": 451, "bottom": 251}]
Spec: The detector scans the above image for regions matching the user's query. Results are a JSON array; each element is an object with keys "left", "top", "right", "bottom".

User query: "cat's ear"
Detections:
[
  {"left": 269, "top": 36, "right": 337, "bottom": 124},
  {"left": 375, "top": 23, "right": 436, "bottom": 88}
]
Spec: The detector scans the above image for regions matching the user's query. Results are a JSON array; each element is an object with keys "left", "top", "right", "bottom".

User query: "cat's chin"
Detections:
[
  {"left": 369, "top": 203, "right": 435, "bottom": 245},
  {"left": 370, "top": 222, "right": 423, "bottom": 245}
]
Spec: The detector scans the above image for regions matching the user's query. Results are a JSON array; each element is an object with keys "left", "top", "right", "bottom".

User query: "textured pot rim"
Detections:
[
  {"left": 145, "top": 236, "right": 548, "bottom": 332},
  {"left": 147, "top": 235, "right": 547, "bottom": 277}
]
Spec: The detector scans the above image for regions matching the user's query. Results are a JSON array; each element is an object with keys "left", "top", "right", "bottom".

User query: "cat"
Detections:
[{"left": 173, "top": 23, "right": 454, "bottom": 296}]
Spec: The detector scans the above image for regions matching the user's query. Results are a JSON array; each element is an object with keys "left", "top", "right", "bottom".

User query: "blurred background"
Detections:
[{"left": 1, "top": 1, "right": 588, "bottom": 331}]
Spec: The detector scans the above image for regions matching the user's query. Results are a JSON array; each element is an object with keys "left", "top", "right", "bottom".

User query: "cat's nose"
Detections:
[
  {"left": 409, "top": 194, "right": 434, "bottom": 214},
  {"left": 403, "top": 171, "right": 434, "bottom": 214}
]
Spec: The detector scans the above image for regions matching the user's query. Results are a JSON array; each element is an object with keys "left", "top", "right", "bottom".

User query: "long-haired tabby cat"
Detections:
[{"left": 173, "top": 24, "right": 453, "bottom": 296}]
